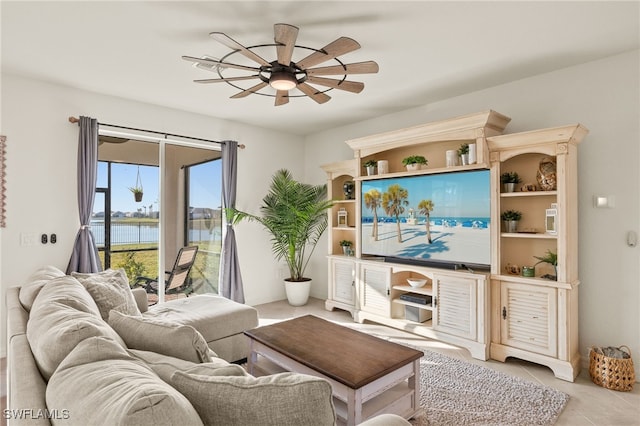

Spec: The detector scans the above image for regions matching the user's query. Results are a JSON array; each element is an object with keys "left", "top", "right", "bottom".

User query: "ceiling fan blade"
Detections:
[
  {"left": 230, "top": 81, "right": 269, "bottom": 99},
  {"left": 297, "top": 83, "right": 331, "bottom": 104},
  {"left": 182, "top": 56, "right": 260, "bottom": 72},
  {"left": 274, "top": 23, "right": 299, "bottom": 66},
  {"left": 275, "top": 90, "right": 289, "bottom": 106},
  {"left": 194, "top": 75, "right": 262, "bottom": 83},
  {"left": 306, "top": 76, "right": 364, "bottom": 93},
  {"left": 296, "top": 37, "right": 361, "bottom": 69},
  {"left": 210, "top": 32, "right": 271, "bottom": 66},
  {"left": 306, "top": 61, "right": 379, "bottom": 76}
]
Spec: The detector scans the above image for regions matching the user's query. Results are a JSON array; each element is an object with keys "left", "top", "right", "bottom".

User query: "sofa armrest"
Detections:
[{"left": 131, "top": 287, "right": 149, "bottom": 313}]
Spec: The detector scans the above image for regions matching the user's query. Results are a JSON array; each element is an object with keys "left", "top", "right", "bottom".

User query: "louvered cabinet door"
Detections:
[
  {"left": 359, "top": 264, "right": 391, "bottom": 316},
  {"left": 331, "top": 258, "right": 355, "bottom": 305},
  {"left": 432, "top": 274, "right": 477, "bottom": 340},
  {"left": 500, "top": 282, "right": 557, "bottom": 357}
]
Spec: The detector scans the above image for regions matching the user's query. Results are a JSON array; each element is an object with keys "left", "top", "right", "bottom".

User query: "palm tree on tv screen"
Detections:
[
  {"left": 364, "top": 188, "right": 382, "bottom": 240},
  {"left": 418, "top": 199, "right": 435, "bottom": 244},
  {"left": 382, "top": 184, "right": 409, "bottom": 243}
]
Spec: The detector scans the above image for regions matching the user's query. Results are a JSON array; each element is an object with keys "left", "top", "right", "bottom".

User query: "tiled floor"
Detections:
[
  {"left": 254, "top": 297, "right": 640, "bottom": 426},
  {"left": 3, "top": 297, "right": 638, "bottom": 425}
]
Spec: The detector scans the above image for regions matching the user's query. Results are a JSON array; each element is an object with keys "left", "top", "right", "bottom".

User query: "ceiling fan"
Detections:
[{"left": 182, "top": 23, "right": 379, "bottom": 106}]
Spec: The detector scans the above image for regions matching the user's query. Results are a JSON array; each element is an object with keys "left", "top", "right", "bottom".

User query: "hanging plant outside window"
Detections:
[{"left": 129, "top": 166, "right": 144, "bottom": 202}]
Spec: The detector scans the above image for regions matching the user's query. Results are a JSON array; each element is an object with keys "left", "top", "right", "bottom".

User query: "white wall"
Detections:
[
  {"left": 0, "top": 74, "right": 304, "bottom": 356},
  {"left": 304, "top": 50, "right": 640, "bottom": 377}
]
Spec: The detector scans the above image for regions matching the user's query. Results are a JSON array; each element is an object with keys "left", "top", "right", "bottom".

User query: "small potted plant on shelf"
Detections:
[
  {"left": 129, "top": 186, "right": 143, "bottom": 202},
  {"left": 401, "top": 155, "right": 428, "bottom": 171},
  {"left": 458, "top": 143, "right": 470, "bottom": 165},
  {"left": 500, "top": 209, "right": 522, "bottom": 233},
  {"left": 339, "top": 240, "right": 353, "bottom": 255},
  {"left": 534, "top": 249, "right": 558, "bottom": 281},
  {"left": 500, "top": 171, "right": 522, "bottom": 193},
  {"left": 363, "top": 160, "right": 377, "bottom": 176}
]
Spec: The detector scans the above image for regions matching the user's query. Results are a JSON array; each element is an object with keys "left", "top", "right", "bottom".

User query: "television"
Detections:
[{"left": 360, "top": 169, "right": 491, "bottom": 270}]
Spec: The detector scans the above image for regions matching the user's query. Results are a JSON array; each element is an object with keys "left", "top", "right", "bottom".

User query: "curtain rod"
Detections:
[{"left": 68, "top": 116, "right": 245, "bottom": 149}]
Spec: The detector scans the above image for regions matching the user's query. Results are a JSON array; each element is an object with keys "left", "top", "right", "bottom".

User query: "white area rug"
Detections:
[{"left": 409, "top": 349, "right": 569, "bottom": 425}]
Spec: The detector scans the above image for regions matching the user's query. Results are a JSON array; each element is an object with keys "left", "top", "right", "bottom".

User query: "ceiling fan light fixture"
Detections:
[{"left": 269, "top": 71, "right": 297, "bottom": 91}]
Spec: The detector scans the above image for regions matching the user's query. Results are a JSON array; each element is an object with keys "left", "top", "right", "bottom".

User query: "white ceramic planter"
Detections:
[{"left": 284, "top": 279, "right": 311, "bottom": 306}]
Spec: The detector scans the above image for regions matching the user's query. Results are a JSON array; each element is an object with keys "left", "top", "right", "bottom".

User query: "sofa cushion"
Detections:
[
  {"left": 72, "top": 268, "right": 141, "bottom": 321},
  {"left": 47, "top": 336, "right": 203, "bottom": 426},
  {"left": 27, "top": 276, "right": 125, "bottom": 380},
  {"left": 109, "top": 310, "right": 213, "bottom": 363},
  {"left": 129, "top": 349, "right": 247, "bottom": 383},
  {"left": 171, "top": 371, "right": 336, "bottom": 426},
  {"left": 18, "top": 265, "right": 65, "bottom": 311},
  {"left": 144, "top": 294, "right": 259, "bottom": 343}
]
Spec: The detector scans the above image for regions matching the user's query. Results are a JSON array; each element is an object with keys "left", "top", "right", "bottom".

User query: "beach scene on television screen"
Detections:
[{"left": 361, "top": 170, "right": 491, "bottom": 266}]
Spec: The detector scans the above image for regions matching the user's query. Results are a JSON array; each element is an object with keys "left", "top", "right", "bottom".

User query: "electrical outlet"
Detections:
[
  {"left": 41, "top": 234, "right": 48, "bottom": 244},
  {"left": 50, "top": 234, "right": 57, "bottom": 244}
]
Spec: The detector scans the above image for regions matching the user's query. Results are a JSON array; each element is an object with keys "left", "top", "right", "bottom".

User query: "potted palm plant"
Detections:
[{"left": 227, "top": 169, "right": 334, "bottom": 306}]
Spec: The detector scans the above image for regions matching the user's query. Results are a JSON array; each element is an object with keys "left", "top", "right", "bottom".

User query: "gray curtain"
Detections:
[
  {"left": 66, "top": 116, "right": 102, "bottom": 274},
  {"left": 219, "top": 140, "right": 245, "bottom": 303}
]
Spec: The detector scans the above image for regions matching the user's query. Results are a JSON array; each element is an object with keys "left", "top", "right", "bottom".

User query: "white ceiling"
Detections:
[{"left": 2, "top": 1, "right": 639, "bottom": 136}]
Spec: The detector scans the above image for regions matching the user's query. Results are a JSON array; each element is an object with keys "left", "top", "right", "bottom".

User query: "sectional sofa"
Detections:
[{"left": 6, "top": 265, "right": 410, "bottom": 425}]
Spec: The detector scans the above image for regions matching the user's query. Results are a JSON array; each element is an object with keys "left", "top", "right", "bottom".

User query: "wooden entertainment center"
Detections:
[{"left": 321, "top": 110, "right": 588, "bottom": 381}]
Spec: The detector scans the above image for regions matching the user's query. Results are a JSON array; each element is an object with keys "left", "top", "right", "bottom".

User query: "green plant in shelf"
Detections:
[
  {"left": 500, "top": 171, "right": 522, "bottom": 184},
  {"left": 534, "top": 249, "right": 558, "bottom": 267},
  {"left": 363, "top": 160, "right": 377, "bottom": 168},
  {"left": 500, "top": 209, "right": 522, "bottom": 221},
  {"left": 534, "top": 249, "right": 558, "bottom": 280},
  {"left": 457, "top": 143, "right": 469, "bottom": 156},
  {"left": 339, "top": 240, "right": 353, "bottom": 247},
  {"left": 401, "top": 155, "right": 428, "bottom": 166}
]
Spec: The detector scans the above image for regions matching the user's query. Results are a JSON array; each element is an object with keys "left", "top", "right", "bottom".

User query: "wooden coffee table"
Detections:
[{"left": 244, "top": 315, "right": 423, "bottom": 425}]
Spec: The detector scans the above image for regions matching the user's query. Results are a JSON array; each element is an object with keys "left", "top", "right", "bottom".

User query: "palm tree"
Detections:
[
  {"left": 382, "top": 184, "right": 409, "bottom": 242},
  {"left": 364, "top": 188, "right": 382, "bottom": 240},
  {"left": 418, "top": 199, "right": 435, "bottom": 243}
]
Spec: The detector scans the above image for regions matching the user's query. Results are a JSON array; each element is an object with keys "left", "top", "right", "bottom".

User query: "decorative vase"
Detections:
[
  {"left": 284, "top": 279, "right": 311, "bottom": 306},
  {"left": 460, "top": 154, "right": 469, "bottom": 165},
  {"left": 377, "top": 160, "right": 389, "bottom": 174},
  {"left": 406, "top": 163, "right": 421, "bottom": 171},
  {"left": 445, "top": 150, "right": 457, "bottom": 167},
  {"left": 365, "top": 165, "right": 376, "bottom": 176},
  {"left": 537, "top": 156, "right": 557, "bottom": 191},
  {"left": 468, "top": 143, "right": 477, "bottom": 164},
  {"left": 503, "top": 220, "right": 518, "bottom": 233},
  {"left": 503, "top": 183, "right": 516, "bottom": 193},
  {"left": 521, "top": 266, "right": 535, "bottom": 277},
  {"left": 343, "top": 181, "right": 355, "bottom": 200}
]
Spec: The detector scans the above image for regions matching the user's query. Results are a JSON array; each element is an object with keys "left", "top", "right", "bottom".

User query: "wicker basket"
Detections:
[{"left": 589, "top": 346, "right": 635, "bottom": 392}]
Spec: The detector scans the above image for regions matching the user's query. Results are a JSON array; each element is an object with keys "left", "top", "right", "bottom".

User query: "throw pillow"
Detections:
[
  {"left": 129, "top": 349, "right": 246, "bottom": 383},
  {"left": 72, "top": 268, "right": 141, "bottom": 321},
  {"left": 27, "top": 277, "right": 125, "bottom": 380},
  {"left": 109, "top": 310, "right": 213, "bottom": 363},
  {"left": 18, "top": 265, "right": 65, "bottom": 311},
  {"left": 48, "top": 336, "right": 203, "bottom": 426},
  {"left": 171, "top": 371, "right": 336, "bottom": 426}
]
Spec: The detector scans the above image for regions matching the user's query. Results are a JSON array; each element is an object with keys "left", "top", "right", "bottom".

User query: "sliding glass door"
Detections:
[{"left": 94, "top": 135, "right": 221, "bottom": 304}]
